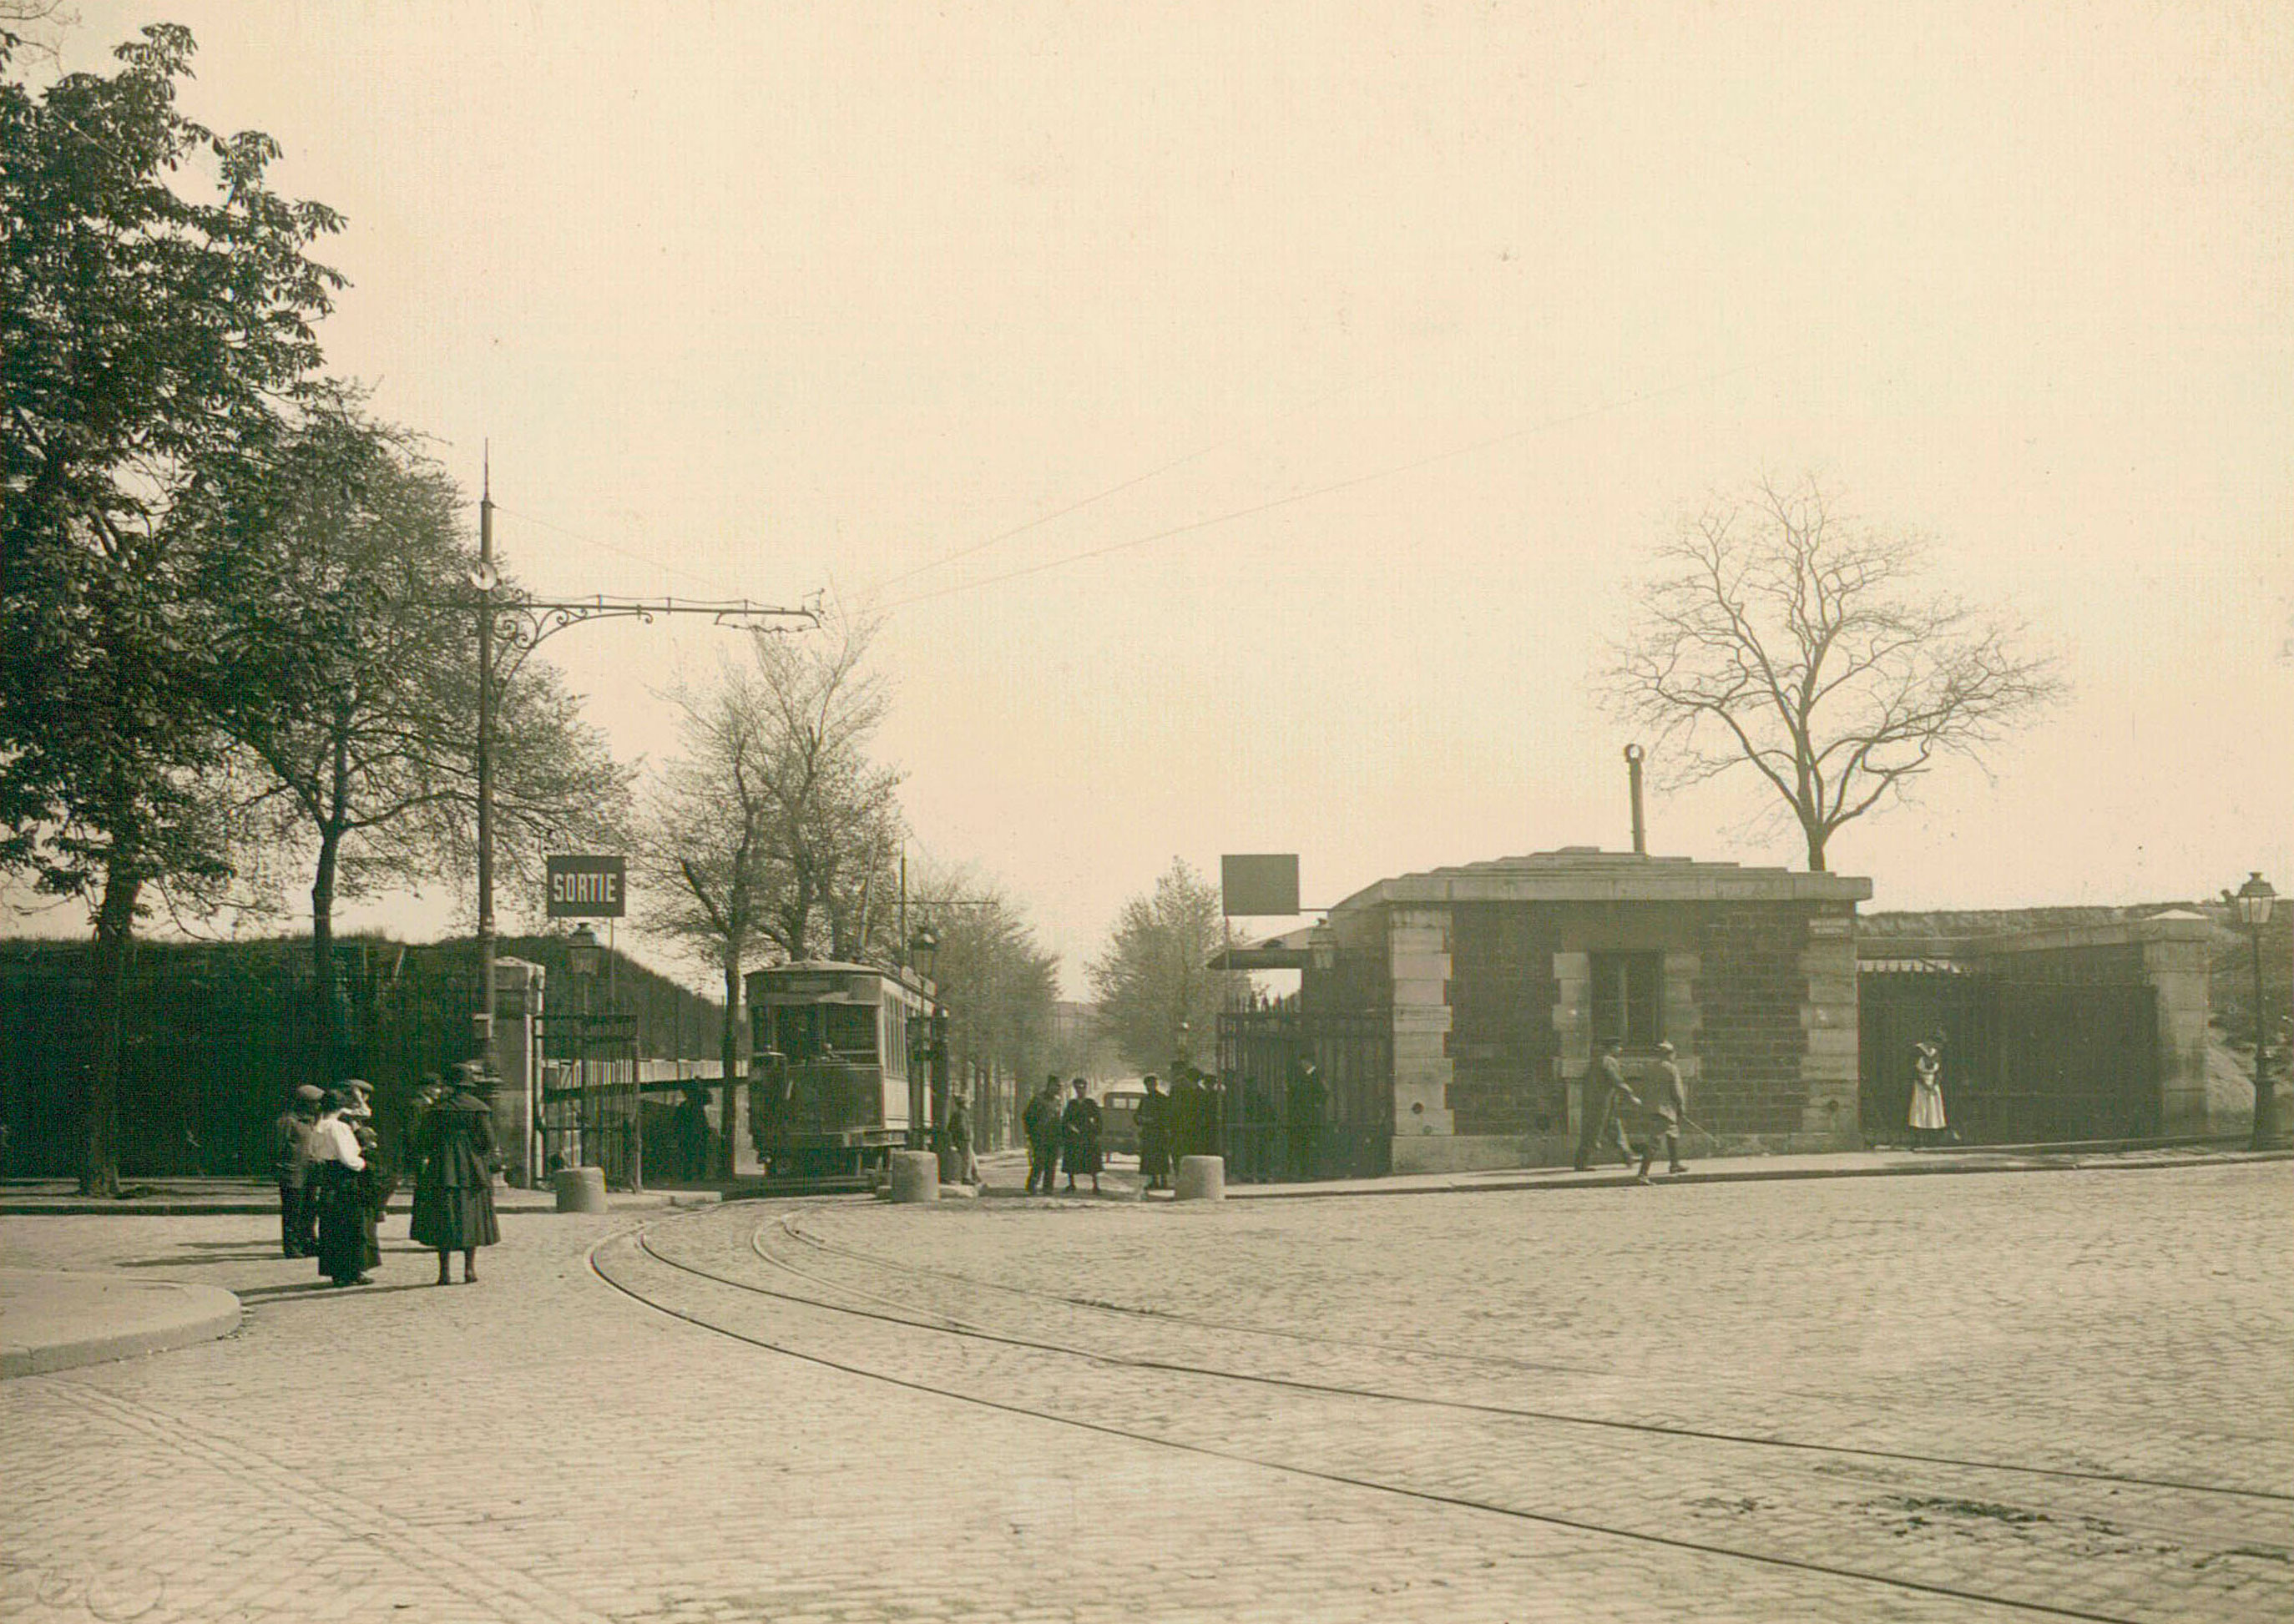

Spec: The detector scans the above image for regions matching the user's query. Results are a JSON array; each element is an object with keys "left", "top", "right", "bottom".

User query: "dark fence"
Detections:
[
  {"left": 1860, "top": 968, "right": 2160, "bottom": 1145},
  {"left": 0, "top": 940, "right": 484, "bottom": 1181},
  {"left": 1217, "top": 998, "right": 1392, "bottom": 1178}
]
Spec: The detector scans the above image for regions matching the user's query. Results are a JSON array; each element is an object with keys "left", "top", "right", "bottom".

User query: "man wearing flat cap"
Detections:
[
  {"left": 271, "top": 1085, "right": 324, "bottom": 1258},
  {"left": 1636, "top": 1041, "right": 1688, "bottom": 1183}
]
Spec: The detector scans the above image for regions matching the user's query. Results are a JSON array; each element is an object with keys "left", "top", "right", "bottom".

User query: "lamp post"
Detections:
[
  {"left": 567, "top": 924, "right": 600, "bottom": 1173},
  {"left": 2233, "top": 873, "right": 2281, "bottom": 1151},
  {"left": 908, "top": 927, "right": 942, "bottom": 1153}
]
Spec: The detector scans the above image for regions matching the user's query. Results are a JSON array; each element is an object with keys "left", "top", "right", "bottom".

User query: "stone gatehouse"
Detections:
[{"left": 1302, "top": 849, "right": 1872, "bottom": 1173}]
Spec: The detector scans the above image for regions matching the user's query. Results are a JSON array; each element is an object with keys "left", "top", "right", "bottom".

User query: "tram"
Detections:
[{"left": 745, "top": 961, "right": 937, "bottom": 1178}]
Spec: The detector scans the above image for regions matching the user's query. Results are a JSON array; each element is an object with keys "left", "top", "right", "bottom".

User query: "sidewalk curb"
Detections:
[
  {"left": 1221, "top": 1147, "right": 2294, "bottom": 1201},
  {"left": 0, "top": 1193, "right": 720, "bottom": 1218},
  {"left": 1, "top": 1269, "right": 241, "bottom": 1379}
]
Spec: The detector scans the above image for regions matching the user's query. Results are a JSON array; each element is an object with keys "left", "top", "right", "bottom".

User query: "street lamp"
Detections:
[
  {"left": 2233, "top": 872, "right": 2280, "bottom": 1150},
  {"left": 908, "top": 927, "right": 943, "bottom": 1152}
]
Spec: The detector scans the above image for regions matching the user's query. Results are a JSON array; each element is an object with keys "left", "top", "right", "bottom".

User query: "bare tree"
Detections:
[
  {"left": 910, "top": 858, "right": 1059, "bottom": 1146},
  {"left": 1604, "top": 476, "right": 2066, "bottom": 871},
  {"left": 638, "top": 610, "right": 902, "bottom": 1177}
]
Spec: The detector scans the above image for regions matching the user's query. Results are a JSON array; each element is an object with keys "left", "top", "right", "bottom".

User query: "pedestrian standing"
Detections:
[
  {"left": 271, "top": 1085, "right": 323, "bottom": 1258},
  {"left": 1286, "top": 1058, "right": 1327, "bottom": 1181},
  {"left": 412, "top": 1061, "right": 502, "bottom": 1285},
  {"left": 306, "top": 1088, "right": 372, "bottom": 1287},
  {"left": 1023, "top": 1076, "right": 1063, "bottom": 1194},
  {"left": 339, "top": 1081, "right": 390, "bottom": 1274},
  {"left": 944, "top": 1091, "right": 981, "bottom": 1187},
  {"left": 1580, "top": 1038, "right": 1641, "bottom": 1173},
  {"left": 1060, "top": 1077, "right": 1102, "bottom": 1194},
  {"left": 1636, "top": 1041, "right": 1688, "bottom": 1183},
  {"left": 1136, "top": 1075, "right": 1171, "bottom": 1190},
  {"left": 1907, "top": 1039, "right": 1948, "bottom": 1148}
]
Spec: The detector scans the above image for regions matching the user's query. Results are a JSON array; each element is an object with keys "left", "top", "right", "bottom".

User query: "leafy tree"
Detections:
[
  {"left": 193, "top": 399, "right": 627, "bottom": 1062},
  {"left": 1088, "top": 860, "right": 1246, "bottom": 1073},
  {"left": 639, "top": 611, "right": 902, "bottom": 1177},
  {"left": 1603, "top": 475, "right": 2067, "bottom": 871},
  {"left": 0, "top": 26, "right": 342, "bottom": 1192}
]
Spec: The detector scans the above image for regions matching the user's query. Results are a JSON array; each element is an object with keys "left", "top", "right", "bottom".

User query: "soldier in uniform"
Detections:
[
  {"left": 1022, "top": 1075, "right": 1063, "bottom": 1194},
  {"left": 1636, "top": 1041, "right": 1688, "bottom": 1182}
]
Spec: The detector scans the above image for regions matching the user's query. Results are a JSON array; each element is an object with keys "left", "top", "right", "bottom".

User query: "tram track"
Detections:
[
  {"left": 766, "top": 1208, "right": 2294, "bottom": 1510},
  {"left": 588, "top": 1205, "right": 2294, "bottom": 1624}
]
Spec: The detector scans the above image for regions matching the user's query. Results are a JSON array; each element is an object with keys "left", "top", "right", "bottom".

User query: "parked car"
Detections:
[{"left": 1098, "top": 1082, "right": 1146, "bottom": 1158}]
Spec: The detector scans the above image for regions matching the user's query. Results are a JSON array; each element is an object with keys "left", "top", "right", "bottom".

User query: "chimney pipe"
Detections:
[{"left": 1624, "top": 744, "right": 1646, "bottom": 855}]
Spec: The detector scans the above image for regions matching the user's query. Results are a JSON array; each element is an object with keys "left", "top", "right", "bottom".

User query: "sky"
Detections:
[{"left": 18, "top": 2, "right": 2294, "bottom": 995}]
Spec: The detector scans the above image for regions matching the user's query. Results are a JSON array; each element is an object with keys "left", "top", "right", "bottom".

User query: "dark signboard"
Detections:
[
  {"left": 1221, "top": 853, "right": 1301, "bottom": 916},
  {"left": 545, "top": 855, "right": 626, "bottom": 918}
]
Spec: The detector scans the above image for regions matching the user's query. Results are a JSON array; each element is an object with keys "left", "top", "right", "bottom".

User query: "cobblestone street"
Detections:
[{"left": 4, "top": 1163, "right": 2290, "bottom": 1622}]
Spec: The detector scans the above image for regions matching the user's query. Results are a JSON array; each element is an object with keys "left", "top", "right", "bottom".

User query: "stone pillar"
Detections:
[
  {"left": 2139, "top": 917, "right": 2217, "bottom": 1137},
  {"left": 491, "top": 957, "right": 544, "bottom": 1187},
  {"left": 1175, "top": 1154, "right": 1225, "bottom": 1201},
  {"left": 1390, "top": 905, "right": 1453, "bottom": 1142},
  {"left": 1797, "top": 915, "right": 1861, "bottom": 1148},
  {"left": 1552, "top": 951, "right": 1591, "bottom": 1146},
  {"left": 889, "top": 1150, "right": 938, "bottom": 1203}
]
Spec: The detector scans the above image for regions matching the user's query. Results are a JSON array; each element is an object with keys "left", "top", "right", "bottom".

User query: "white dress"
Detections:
[{"left": 1907, "top": 1057, "right": 1948, "bottom": 1132}]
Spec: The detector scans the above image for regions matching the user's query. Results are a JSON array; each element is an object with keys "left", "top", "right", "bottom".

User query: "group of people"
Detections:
[
  {"left": 1021, "top": 1076, "right": 1107, "bottom": 1195},
  {"left": 1576, "top": 1036, "right": 1691, "bottom": 1183},
  {"left": 1130, "top": 1067, "right": 1245, "bottom": 1190},
  {"left": 269, "top": 1059, "right": 503, "bottom": 1288}
]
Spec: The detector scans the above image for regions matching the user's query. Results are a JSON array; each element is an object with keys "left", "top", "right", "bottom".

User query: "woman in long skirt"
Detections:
[
  {"left": 306, "top": 1090, "right": 372, "bottom": 1287},
  {"left": 1907, "top": 1040, "right": 1948, "bottom": 1147},
  {"left": 411, "top": 1062, "right": 502, "bottom": 1284}
]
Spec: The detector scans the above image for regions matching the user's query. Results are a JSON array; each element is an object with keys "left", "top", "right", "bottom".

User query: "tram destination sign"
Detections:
[{"left": 545, "top": 855, "right": 626, "bottom": 918}]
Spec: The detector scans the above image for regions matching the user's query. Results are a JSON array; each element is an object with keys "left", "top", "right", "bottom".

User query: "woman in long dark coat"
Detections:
[
  {"left": 1059, "top": 1077, "right": 1102, "bottom": 1195},
  {"left": 1136, "top": 1075, "right": 1171, "bottom": 1191},
  {"left": 411, "top": 1062, "right": 502, "bottom": 1285}
]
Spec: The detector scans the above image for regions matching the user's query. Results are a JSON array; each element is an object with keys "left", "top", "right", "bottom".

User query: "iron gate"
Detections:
[
  {"left": 538, "top": 1011, "right": 642, "bottom": 1188},
  {"left": 1217, "top": 999, "right": 1392, "bottom": 1179},
  {"left": 1860, "top": 969, "right": 2160, "bottom": 1146}
]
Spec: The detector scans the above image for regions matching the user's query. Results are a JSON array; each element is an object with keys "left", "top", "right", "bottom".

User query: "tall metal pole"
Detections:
[
  {"left": 475, "top": 453, "right": 497, "bottom": 1061},
  {"left": 2253, "top": 919, "right": 2276, "bottom": 1151}
]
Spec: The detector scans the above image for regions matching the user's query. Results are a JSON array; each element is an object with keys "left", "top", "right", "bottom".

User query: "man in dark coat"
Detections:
[
  {"left": 1059, "top": 1077, "right": 1102, "bottom": 1194},
  {"left": 411, "top": 1061, "right": 502, "bottom": 1284},
  {"left": 1286, "top": 1058, "right": 1327, "bottom": 1181},
  {"left": 1135, "top": 1074, "right": 1171, "bottom": 1191},
  {"left": 271, "top": 1085, "right": 323, "bottom": 1258},
  {"left": 1022, "top": 1076, "right": 1063, "bottom": 1194}
]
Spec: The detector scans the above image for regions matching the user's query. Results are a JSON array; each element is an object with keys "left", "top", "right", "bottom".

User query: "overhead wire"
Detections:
[{"left": 883, "top": 361, "right": 1755, "bottom": 612}]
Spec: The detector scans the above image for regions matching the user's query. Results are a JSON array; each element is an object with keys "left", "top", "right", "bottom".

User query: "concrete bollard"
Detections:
[
  {"left": 1175, "top": 1154, "right": 1225, "bottom": 1202},
  {"left": 553, "top": 1166, "right": 609, "bottom": 1213},
  {"left": 889, "top": 1150, "right": 940, "bottom": 1205}
]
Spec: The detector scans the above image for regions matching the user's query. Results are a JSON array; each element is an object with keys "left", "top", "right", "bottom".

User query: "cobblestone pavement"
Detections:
[{"left": 3, "top": 1163, "right": 2289, "bottom": 1622}]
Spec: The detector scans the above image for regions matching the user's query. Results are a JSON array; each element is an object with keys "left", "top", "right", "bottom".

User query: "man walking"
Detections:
[
  {"left": 1637, "top": 1041, "right": 1687, "bottom": 1183},
  {"left": 270, "top": 1085, "right": 322, "bottom": 1258},
  {"left": 1579, "top": 1037, "right": 1640, "bottom": 1173},
  {"left": 1286, "top": 1057, "right": 1326, "bottom": 1181},
  {"left": 1022, "top": 1075, "right": 1063, "bottom": 1195}
]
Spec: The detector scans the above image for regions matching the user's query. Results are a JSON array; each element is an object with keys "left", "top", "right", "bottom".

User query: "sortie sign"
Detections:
[{"left": 545, "top": 855, "right": 626, "bottom": 918}]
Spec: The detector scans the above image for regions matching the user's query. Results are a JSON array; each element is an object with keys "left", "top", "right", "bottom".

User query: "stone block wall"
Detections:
[
  {"left": 1448, "top": 905, "right": 1564, "bottom": 1137},
  {"left": 1693, "top": 906, "right": 1821, "bottom": 1141}
]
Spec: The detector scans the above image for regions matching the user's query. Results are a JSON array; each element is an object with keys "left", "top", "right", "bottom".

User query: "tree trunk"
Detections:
[
  {"left": 1804, "top": 825, "right": 1829, "bottom": 872},
  {"left": 82, "top": 869, "right": 140, "bottom": 1198},
  {"left": 311, "top": 823, "right": 341, "bottom": 1072},
  {"left": 717, "top": 955, "right": 740, "bottom": 1182}
]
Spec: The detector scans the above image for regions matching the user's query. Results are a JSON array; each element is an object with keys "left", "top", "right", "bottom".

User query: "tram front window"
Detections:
[
  {"left": 771, "top": 1003, "right": 879, "bottom": 1063},
  {"left": 822, "top": 1002, "right": 877, "bottom": 1061}
]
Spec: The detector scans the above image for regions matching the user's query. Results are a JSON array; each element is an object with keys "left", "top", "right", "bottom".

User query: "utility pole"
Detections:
[
  {"left": 466, "top": 461, "right": 817, "bottom": 1179},
  {"left": 475, "top": 452, "right": 498, "bottom": 1058}
]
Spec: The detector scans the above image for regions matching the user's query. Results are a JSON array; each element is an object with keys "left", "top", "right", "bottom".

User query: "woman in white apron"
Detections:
[{"left": 1907, "top": 1040, "right": 1948, "bottom": 1147}]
